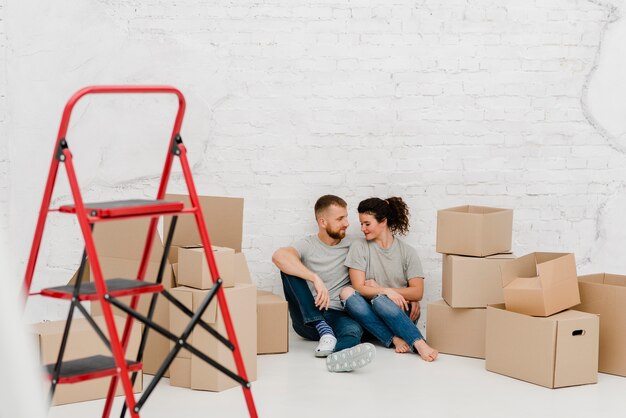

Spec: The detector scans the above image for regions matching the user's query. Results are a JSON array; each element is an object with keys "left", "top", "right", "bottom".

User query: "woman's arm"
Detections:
[
  {"left": 349, "top": 268, "right": 409, "bottom": 310},
  {"left": 392, "top": 277, "right": 424, "bottom": 302}
]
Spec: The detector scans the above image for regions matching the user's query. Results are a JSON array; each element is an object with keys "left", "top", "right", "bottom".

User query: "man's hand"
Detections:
[
  {"left": 383, "top": 288, "right": 408, "bottom": 311},
  {"left": 409, "top": 301, "right": 421, "bottom": 321},
  {"left": 312, "top": 275, "right": 330, "bottom": 310},
  {"left": 364, "top": 279, "right": 381, "bottom": 288}
]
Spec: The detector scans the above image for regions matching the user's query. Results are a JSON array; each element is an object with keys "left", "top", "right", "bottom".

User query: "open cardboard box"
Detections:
[
  {"left": 436, "top": 205, "right": 513, "bottom": 257},
  {"left": 501, "top": 252, "right": 580, "bottom": 317},
  {"left": 486, "top": 304, "right": 598, "bottom": 388},
  {"left": 576, "top": 273, "right": 626, "bottom": 377}
]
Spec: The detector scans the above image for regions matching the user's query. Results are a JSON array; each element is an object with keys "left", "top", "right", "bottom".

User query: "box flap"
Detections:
[
  {"left": 164, "top": 194, "right": 244, "bottom": 252},
  {"left": 536, "top": 253, "right": 577, "bottom": 287},
  {"left": 234, "top": 252, "right": 252, "bottom": 284},
  {"left": 500, "top": 254, "right": 537, "bottom": 287}
]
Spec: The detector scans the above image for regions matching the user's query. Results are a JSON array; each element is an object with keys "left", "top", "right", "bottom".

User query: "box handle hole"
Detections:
[{"left": 572, "top": 329, "right": 585, "bottom": 336}]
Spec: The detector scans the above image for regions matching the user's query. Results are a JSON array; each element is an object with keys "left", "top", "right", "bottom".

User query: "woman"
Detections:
[{"left": 340, "top": 197, "right": 438, "bottom": 362}]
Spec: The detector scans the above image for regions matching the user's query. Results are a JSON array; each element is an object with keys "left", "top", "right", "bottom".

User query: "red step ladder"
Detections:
[{"left": 22, "top": 85, "right": 258, "bottom": 418}]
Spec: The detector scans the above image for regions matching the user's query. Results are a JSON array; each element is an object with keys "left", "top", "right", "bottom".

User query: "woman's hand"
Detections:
[
  {"left": 409, "top": 301, "right": 421, "bottom": 321},
  {"left": 382, "top": 288, "right": 408, "bottom": 311},
  {"left": 312, "top": 275, "right": 330, "bottom": 310}
]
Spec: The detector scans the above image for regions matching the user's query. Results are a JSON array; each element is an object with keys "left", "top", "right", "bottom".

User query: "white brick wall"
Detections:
[
  {"left": 5, "top": 1, "right": 626, "bottom": 325},
  {"left": 0, "top": 0, "right": 7, "bottom": 248}
]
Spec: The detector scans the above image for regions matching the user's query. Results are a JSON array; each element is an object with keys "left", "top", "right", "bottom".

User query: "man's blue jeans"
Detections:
[
  {"left": 280, "top": 272, "right": 363, "bottom": 352},
  {"left": 343, "top": 292, "right": 424, "bottom": 349}
]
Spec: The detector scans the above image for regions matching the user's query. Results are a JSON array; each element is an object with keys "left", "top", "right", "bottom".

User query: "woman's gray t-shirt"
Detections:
[
  {"left": 344, "top": 237, "right": 423, "bottom": 288},
  {"left": 293, "top": 235, "right": 353, "bottom": 311}
]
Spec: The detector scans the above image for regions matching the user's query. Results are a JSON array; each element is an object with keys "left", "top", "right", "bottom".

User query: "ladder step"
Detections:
[
  {"left": 58, "top": 199, "right": 184, "bottom": 219},
  {"left": 40, "top": 278, "right": 163, "bottom": 301},
  {"left": 46, "top": 355, "right": 142, "bottom": 384}
]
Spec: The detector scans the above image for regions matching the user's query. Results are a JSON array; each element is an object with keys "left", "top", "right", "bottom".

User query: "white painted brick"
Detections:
[{"left": 4, "top": 0, "right": 621, "bottom": 324}]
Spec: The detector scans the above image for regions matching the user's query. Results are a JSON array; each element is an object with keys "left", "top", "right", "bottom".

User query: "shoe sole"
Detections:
[{"left": 326, "top": 343, "right": 375, "bottom": 372}]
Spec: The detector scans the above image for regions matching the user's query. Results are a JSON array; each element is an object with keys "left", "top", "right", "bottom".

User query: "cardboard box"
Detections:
[
  {"left": 257, "top": 291, "right": 289, "bottom": 354},
  {"left": 426, "top": 300, "right": 486, "bottom": 359},
  {"left": 436, "top": 205, "right": 513, "bottom": 257},
  {"left": 575, "top": 273, "right": 626, "bottom": 376},
  {"left": 170, "top": 357, "right": 191, "bottom": 388},
  {"left": 32, "top": 316, "right": 142, "bottom": 405},
  {"left": 442, "top": 253, "right": 515, "bottom": 308},
  {"left": 164, "top": 194, "right": 244, "bottom": 263},
  {"left": 169, "top": 283, "right": 257, "bottom": 391},
  {"left": 89, "top": 218, "right": 174, "bottom": 376},
  {"left": 177, "top": 245, "right": 236, "bottom": 289},
  {"left": 501, "top": 252, "right": 580, "bottom": 317},
  {"left": 486, "top": 304, "right": 598, "bottom": 388}
]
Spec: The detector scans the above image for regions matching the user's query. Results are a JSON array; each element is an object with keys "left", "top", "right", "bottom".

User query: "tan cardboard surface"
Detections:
[
  {"left": 32, "top": 316, "right": 142, "bottom": 405},
  {"left": 426, "top": 300, "right": 486, "bottom": 359},
  {"left": 501, "top": 252, "right": 580, "bottom": 317},
  {"left": 164, "top": 194, "right": 244, "bottom": 262},
  {"left": 169, "top": 284, "right": 257, "bottom": 392},
  {"left": 486, "top": 305, "right": 598, "bottom": 388},
  {"left": 257, "top": 292, "right": 289, "bottom": 354},
  {"left": 170, "top": 357, "right": 191, "bottom": 388},
  {"left": 178, "top": 246, "right": 236, "bottom": 289},
  {"left": 436, "top": 205, "right": 513, "bottom": 257},
  {"left": 575, "top": 273, "right": 626, "bottom": 376},
  {"left": 442, "top": 253, "right": 514, "bottom": 308},
  {"left": 90, "top": 256, "right": 173, "bottom": 375}
]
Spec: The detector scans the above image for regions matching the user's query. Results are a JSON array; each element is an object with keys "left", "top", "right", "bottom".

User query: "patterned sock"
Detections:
[{"left": 313, "top": 320, "right": 335, "bottom": 338}]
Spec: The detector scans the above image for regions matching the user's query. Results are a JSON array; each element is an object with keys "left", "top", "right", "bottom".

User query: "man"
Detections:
[{"left": 272, "top": 195, "right": 375, "bottom": 372}]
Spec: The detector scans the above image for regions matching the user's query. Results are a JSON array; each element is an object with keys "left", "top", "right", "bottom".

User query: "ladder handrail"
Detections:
[{"left": 56, "top": 85, "right": 186, "bottom": 141}]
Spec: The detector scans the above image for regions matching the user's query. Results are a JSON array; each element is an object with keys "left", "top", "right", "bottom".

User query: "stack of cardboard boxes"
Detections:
[
  {"left": 427, "top": 205, "right": 515, "bottom": 359},
  {"left": 427, "top": 204, "right": 600, "bottom": 389},
  {"left": 165, "top": 193, "right": 288, "bottom": 391},
  {"left": 488, "top": 252, "right": 598, "bottom": 388},
  {"left": 32, "top": 194, "right": 289, "bottom": 404}
]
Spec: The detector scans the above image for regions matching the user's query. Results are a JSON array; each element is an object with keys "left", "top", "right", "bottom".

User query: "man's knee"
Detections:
[{"left": 340, "top": 286, "right": 355, "bottom": 301}]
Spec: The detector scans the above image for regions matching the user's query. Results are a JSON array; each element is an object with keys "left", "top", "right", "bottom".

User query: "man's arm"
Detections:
[
  {"left": 272, "top": 246, "right": 330, "bottom": 310},
  {"left": 391, "top": 277, "right": 423, "bottom": 302}
]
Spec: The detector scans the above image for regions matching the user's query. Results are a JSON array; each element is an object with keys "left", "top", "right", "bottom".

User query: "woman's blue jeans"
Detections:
[
  {"left": 343, "top": 292, "right": 424, "bottom": 349},
  {"left": 280, "top": 272, "right": 363, "bottom": 352}
]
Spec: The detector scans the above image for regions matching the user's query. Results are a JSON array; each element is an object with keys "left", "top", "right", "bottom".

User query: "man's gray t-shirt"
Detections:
[
  {"left": 293, "top": 235, "right": 352, "bottom": 311},
  {"left": 344, "top": 237, "right": 423, "bottom": 288}
]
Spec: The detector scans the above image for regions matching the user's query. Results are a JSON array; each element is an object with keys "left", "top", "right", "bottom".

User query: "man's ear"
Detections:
[{"left": 318, "top": 216, "right": 327, "bottom": 227}]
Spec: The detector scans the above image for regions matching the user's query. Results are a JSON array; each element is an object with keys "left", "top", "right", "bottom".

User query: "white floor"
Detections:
[{"left": 50, "top": 332, "right": 626, "bottom": 418}]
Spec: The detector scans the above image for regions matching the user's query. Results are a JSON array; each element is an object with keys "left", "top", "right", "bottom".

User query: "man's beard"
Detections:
[{"left": 326, "top": 226, "right": 346, "bottom": 240}]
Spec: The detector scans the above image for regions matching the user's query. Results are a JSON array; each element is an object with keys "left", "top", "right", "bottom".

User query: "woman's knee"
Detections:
[
  {"left": 371, "top": 294, "right": 403, "bottom": 318},
  {"left": 339, "top": 286, "right": 356, "bottom": 301}
]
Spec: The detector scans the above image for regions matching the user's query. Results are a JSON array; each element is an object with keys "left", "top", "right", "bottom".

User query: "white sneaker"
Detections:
[
  {"left": 326, "top": 343, "right": 376, "bottom": 372},
  {"left": 314, "top": 334, "right": 337, "bottom": 357}
]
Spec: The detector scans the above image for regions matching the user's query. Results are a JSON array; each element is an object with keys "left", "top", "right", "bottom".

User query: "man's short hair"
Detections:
[{"left": 314, "top": 195, "right": 347, "bottom": 218}]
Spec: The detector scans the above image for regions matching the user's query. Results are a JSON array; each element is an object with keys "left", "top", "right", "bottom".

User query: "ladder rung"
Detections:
[
  {"left": 40, "top": 278, "right": 163, "bottom": 301},
  {"left": 46, "top": 355, "right": 142, "bottom": 384},
  {"left": 58, "top": 199, "right": 184, "bottom": 218}
]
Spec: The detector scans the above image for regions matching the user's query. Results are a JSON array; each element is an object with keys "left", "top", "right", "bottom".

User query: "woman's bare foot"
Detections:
[
  {"left": 414, "top": 339, "right": 438, "bottom": 362},
  {"left": 392, "top": 336, "right": 410, "bottom": 353}
]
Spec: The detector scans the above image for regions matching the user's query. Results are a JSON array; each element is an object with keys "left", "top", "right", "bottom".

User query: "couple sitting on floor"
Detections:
[{"left": 272, "top": 195, "right": 438, "bottom": 373}]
